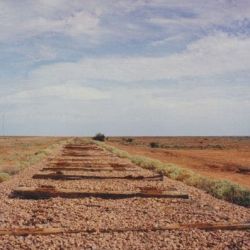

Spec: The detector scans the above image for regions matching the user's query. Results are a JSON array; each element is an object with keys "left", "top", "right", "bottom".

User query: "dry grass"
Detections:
[
  {"left": 0, "top": 137, "right": 70, "bottom": 183},
  {"left": 96, "top": 141, "right": 250, "bottom": 207}
]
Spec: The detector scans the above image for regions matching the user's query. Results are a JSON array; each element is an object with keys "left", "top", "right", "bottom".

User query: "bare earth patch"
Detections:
[
  {"left": 107, "top": 137, "right": 250, "bottom": 189},
  {"left": 0, "top": 136, "right": 68, "bottom": 182}
]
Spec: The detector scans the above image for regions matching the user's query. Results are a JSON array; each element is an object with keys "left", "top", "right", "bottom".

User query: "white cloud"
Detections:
[
  {"left": 1, "top": 0, "right": 250, "bottom": 135},
  {"left": 2, "top": 81, "right": 250, "bottom": 135},
  {"left": 1, "top": 0, "right": 250, "bottom": 45},
  {"left": 65, "top": 11, "right": 100, "bottom": 37},
  {"left": 148, "top": 1, "right": 250, "bottom": 29},
  {"left": 21, "top": 10, "right": 101, "bottom": 38},
  {"left": 29, "top": 33, "right": 250, "bottom": 82},
  {"left": 0, "top": 84, "right": 110, "bottom": 104},
  {"left": 151, "top": 35, "right": 185, "bottom": 46},
  {"left": 26, "top": 45, "right": 57, "bottom": 62},
  {"left": 0, "top": 2, "right": 103, "bottom": 41}
]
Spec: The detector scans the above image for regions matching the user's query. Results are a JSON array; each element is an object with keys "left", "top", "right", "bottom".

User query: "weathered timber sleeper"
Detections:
[
  {"left": 0, "top": 223, "right": 249, "bottom": 236},
  {"left": 41, "top": 167, "right": 137, "bottom": 172},
  {"left": 11, "top": 187, "right": 188, "bottom": 200},
  {"left": 32, "top": 173, "right": 164, "bottom": 181}
]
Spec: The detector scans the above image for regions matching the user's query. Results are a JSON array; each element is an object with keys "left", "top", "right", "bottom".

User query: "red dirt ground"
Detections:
[
  {"left": 107, "top": 137, "right": 250, "bottom": 189},
  {"left": 0, "top": 136, "right": 66, "bottom": 177}
]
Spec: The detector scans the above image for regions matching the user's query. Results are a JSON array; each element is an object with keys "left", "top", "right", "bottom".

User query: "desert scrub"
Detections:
[
  {"left": 0, "top": 172, "right": 10, "bottom": 182},
  {"left": 122, "top": 138, "right": 134, "bottom": 143},
  {"left": 0, "top": 138, "right": 70, "bottom": 183},
  {"left": 149, "top": 142, "right": 160, "bottom": 148},
  {"left": 93, "top": 133, "right": 106, "bottom": 141},
  {"left": 96, "top": 141, "right": 250, "bottom": 207}
]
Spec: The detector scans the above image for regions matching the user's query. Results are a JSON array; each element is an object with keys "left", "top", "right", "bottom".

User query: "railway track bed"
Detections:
[{"left": 0, "top": 138, "right": 249, "bottom": 249}]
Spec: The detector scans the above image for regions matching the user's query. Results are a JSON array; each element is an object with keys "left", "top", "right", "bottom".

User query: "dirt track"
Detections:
[{"left": 0, "top": 138, "right": 249, "bottom": 249}]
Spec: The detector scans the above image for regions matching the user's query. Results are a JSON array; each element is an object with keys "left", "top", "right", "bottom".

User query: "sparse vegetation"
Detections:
[
  {"left": 123, "top": 138, "right": 134, "bottom": 143},
  {"left": 93, "top": 133, "right": 106, "bottom": 142},
  {"left": 149, "top": 142, "right": 160, "bottom": 148},
  {"left": 95, "top": 141, "right": 250, "bottom": 207},
  {"left": 0, "top": 172, "right": 10, "bottom": 182},
  {"left": 0, "top": 137, "right": 69, "bottom": 183}
]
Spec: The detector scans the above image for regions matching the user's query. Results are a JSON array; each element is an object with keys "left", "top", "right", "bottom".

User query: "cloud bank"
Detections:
[{"left": 0, "top": 0, "right": 250, "bottom": 135}]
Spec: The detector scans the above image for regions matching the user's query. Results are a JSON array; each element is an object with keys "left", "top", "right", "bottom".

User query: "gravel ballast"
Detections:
[{"left": 0, "top": 139, "right": 249, "bottom": 249}]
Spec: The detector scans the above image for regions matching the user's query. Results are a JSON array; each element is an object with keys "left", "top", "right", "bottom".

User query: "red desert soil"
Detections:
[
  {"left": 0, "top": 138, "right": 249, "bottom": 249},
  {"left": 0, "top": 137, "right": 67, "bottom": 178},
  {"left": 108, "top": 137, "right": 250, "bottom": 189}
]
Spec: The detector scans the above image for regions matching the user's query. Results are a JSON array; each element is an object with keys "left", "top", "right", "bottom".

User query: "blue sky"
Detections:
[{"left": 0, "top": 0, "right": 250, "bottom": 136}]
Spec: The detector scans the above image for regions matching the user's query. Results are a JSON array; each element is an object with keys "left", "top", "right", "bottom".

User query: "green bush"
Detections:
[
  {"left": 149, "top": 142, "right": 160, "bottom": 148},
  {"left": 93, "top": 133, "right": 106, "bottom": 142},
  {"left": 123, "top": 138, "right": 134, "bottom": 143}
]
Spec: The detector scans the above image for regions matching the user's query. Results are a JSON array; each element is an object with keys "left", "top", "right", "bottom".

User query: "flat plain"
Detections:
[
  {"left": 0, "top": 136, "right": 67, "bottom": 182},
  {"left": 107, "top": 136, "right": 250, "bottom": 188},
  {"left": 0, "top": 137, "right": 249, "bottom": 249}
]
